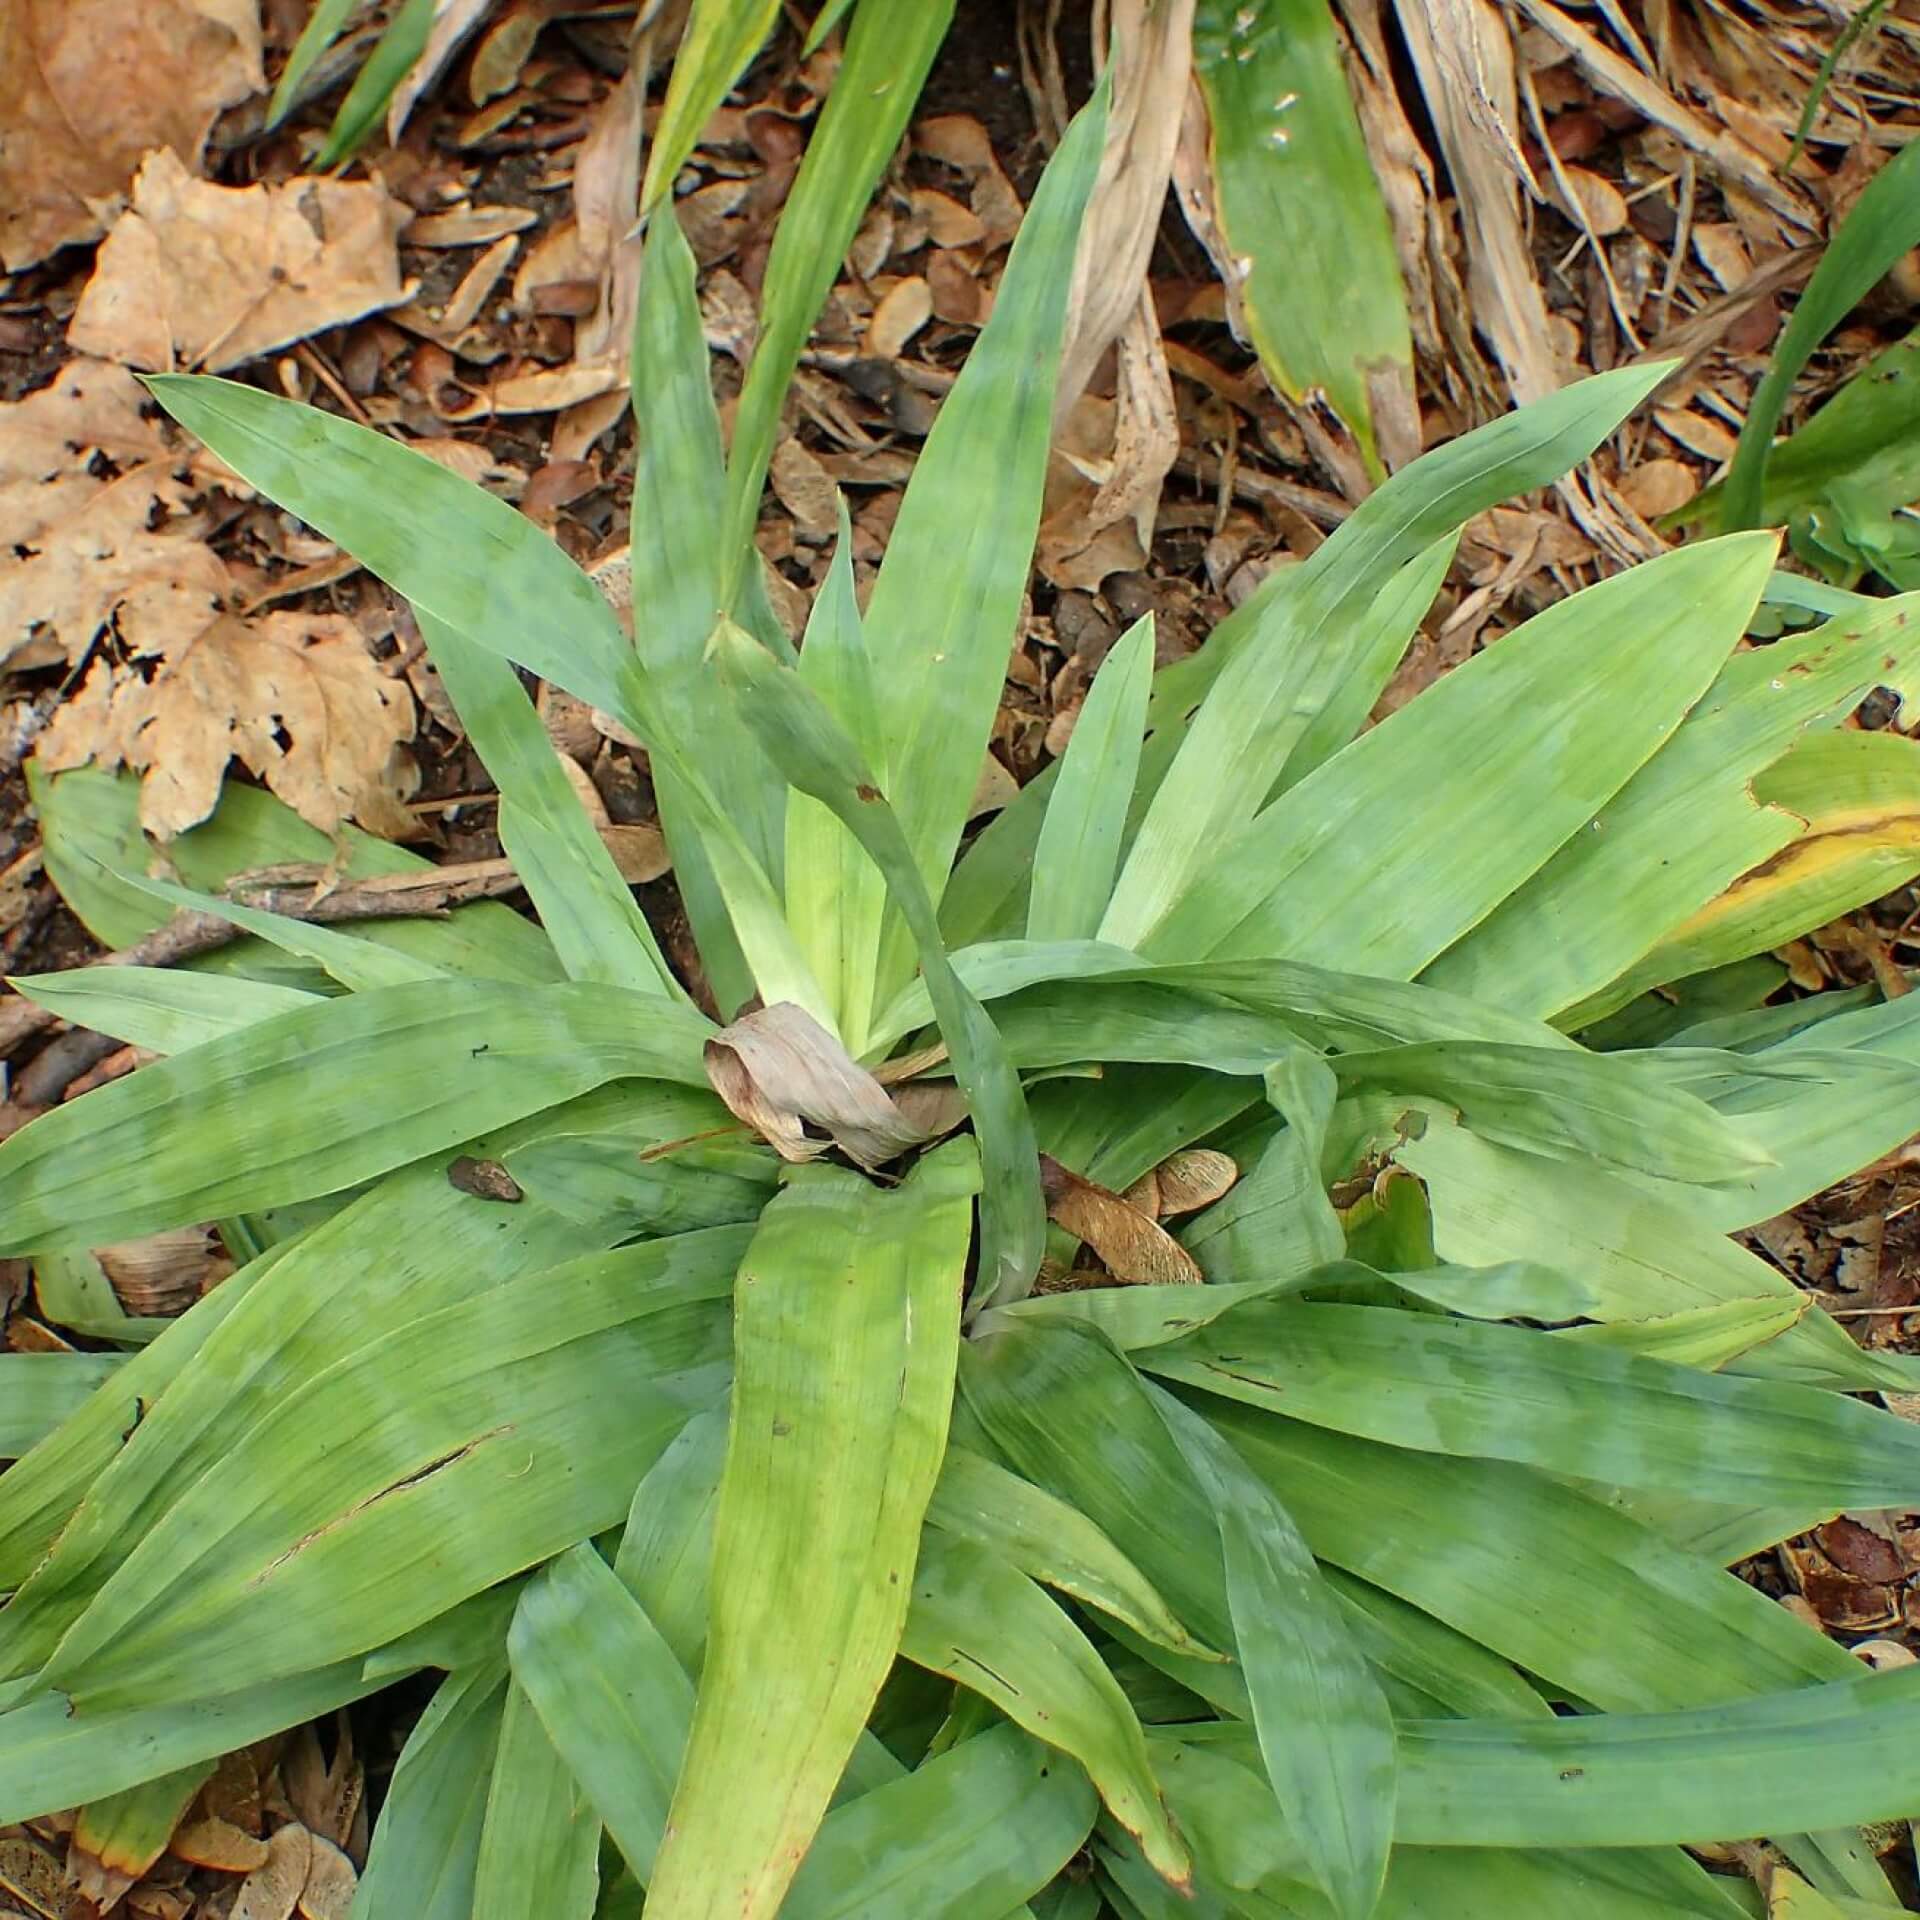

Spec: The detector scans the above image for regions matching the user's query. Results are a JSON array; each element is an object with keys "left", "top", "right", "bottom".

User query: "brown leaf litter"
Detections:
[
  {"left": 0, "top": 0, "right": 264, "bottom": 271},
  {"left": 0, "top": 360, "right": 416, "bottom": 839},
  {"left": 68, "top": 151, "right": 413, "bottom": 373}
]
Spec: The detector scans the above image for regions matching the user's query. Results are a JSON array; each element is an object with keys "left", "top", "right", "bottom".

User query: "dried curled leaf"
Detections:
[
  {"left": 171, "top": 1816, "right": 272, "bottom": 1874},
  {"left": 1041, "top": 1154, "right": 1204, "bottom": 1285},
  {"left": 703, "top": 1002, "right": 958, "bottom": 1170}
]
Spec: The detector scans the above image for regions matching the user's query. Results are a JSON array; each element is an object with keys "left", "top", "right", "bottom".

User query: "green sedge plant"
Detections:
[{"left": 9, "top": 86, "right": 1920, "bottom": 1920}]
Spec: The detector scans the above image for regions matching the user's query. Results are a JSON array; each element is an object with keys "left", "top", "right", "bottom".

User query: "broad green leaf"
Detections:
[
  {"left": 900, "top": 1528, "right": 1190, "bottom": 1885},
  {"left": 641, "top": 0, "right": 784, "bottom": 215},
  {"left": 1428, "top": 592, "right": 1920, "bottom": 1017},
  {"left": 10, "top": 966, "right": 319, "bottom": 1053},
  {"left": 0, "top": 1658, "right": 383, "bottom": 1825},
  {"left": 712, "top": 621, "right": 1045, "bottom": 1305},
  {"left": 926, "top": 1445, "right": 1218, "bottom": 1660},
  {"left": 1183, "top": 1046, "right": 1340, "bottom": 1283},
  {"left": 938, "top": 536, "right": 1453, "bottom": 950},
  {"left": 613, "top": 1404, "right": 728, "bottom": 1671},
  {"left": 871, "top": 943, "right": 1583, "bottom": 1059},
  {"left": 509, "top": 1544, "right": 694, "bottom": 1883},
  {"left": 316, "top": 0, "right": 433, "bottom": 164},
  {"left": 1155, "top": 1388, "right": 1395, "bottom": 1920},
  {"left": 628, "top": 208, "right": 790, "bottom": 1015},
  {"left": 30, "top": 1247, "right": 159, "bottom": 1346},
  {"left": 1680, "top": 994, "right": 1920, "bottom": 1231},
  {"left": 1100, "top": 363, "right": 1672, "bottom": 948},
  {"left": 421, "top": 613, "right": 677, "bottom": 997},
  {"left": 146, "top": 376, "right": 646, "bottom": 732},
  {"left": 0, "top": 1354, "right": 124, "bottom": 1459},
  {"left": 783, "top": 1725, "right": 1097, "bottom": 1920},
  {"left": 1, "top": 1103, "right": 666, "bottom": 1681},
  {"left": 1193, "top": 0, "right": 1413, "bottom": 477},
  {"left": 1721, "top": 137, "right": 1920, "bottom": 531},
  {"left": 721, "top": 0, "right": 957, "bottom": 607},
  {"left": 961, "top": 1320, "right": 1232, "bottom": 1656},
  {"left": 1321, "top": 1566, "right": 1550, "bottom": 1723},
  {"left": 366, "top": 1581, "right": 525, "bottom": 1681},
  {"left": 34, "top": 1231, "right": 742, "bottom": 1709},
  {"left": 505, "top": 1133, "right": 774, "bottom": 1237},
  {"left": 351, "top": 1662, "right": 505, "bottom": 1920},
  {"left": 1332, "top": 1039, "right": 1771, "bottom": 1183},
  {"left": 1029, "top": 617, "right": 1154, "bottom": 943},
  {"left": 1211, "top": 1400, "right": 1860, "bottom": 1711},
  {"left": 31, "top": 763, "right": 556, "bottom": 983},
  {"left": 473, "top": 1681, "right": 600, "bottom": 1920},
  {"left": 1567, "top": 728, "right": 1920, "bottom": 1027},
  {"left": 784, "top": 521, "right": 889, "bottom": 1048},
  {"left": 0, "top": 1241, "right": 284, "bottom": 1593},
  {"left": 0, "top": 978, "right": 711, "bottom": 1254},
  {"left": 1558, "top": 1295, "right": 1808, "bottom": 1370},
  {"left": 1398, "top": 1109, "right": 1906, "bottom": 1390},
  {"left": 859, "top": 81, "right": 1110, "bottom": 1002},
  {"left": 1392, "top": 1660, "right": 1920, "bottom": 1848},
  {"left": 1030, "top": 1062, "right": 1258, "bottom": 1193},
  {"left": 647, "top": 1142, "right": 975, "bottom": 1920},
  {"left": 1149, "top": 1303, "right": 1920, "bottom": 1507},
  {"left": 1148, "top": 532, "right": 1777, "bottom": 969}
]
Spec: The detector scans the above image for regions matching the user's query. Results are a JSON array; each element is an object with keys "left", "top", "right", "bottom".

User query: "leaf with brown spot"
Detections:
[
  {"left": 68, "top": 152, "right": 412, "bottom": 374},
  {"left": 0, "top": 0, "right": 263, "bottom": 270},
  {"left": 1041, "top": 1155, "right": 1203, "bottom": 1286},
  {"left": 703, "top": 1002, "right": 947, "bottom": 1170}
]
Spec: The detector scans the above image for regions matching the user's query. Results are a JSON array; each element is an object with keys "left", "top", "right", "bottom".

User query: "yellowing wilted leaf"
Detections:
[{"left": 68, "top": 152, "right": 411, "bottom": 373}]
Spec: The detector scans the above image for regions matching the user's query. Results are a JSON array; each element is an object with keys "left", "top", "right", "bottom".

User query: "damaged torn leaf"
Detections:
[
  {"left": 0, "top": 0, "right": 263, "bottom": 271},
  {"left": 68, "top": 151, "right": 412, "bottom": 373},
  {"left": 1042, "top": 1155, "right": 1203, "bottom": 1285},
  {"left": 37, "top": 604, "right": 417, "bottom": 842},
  {"left": 703, "top": 1001, "right": 951, "bottom": 1170}
]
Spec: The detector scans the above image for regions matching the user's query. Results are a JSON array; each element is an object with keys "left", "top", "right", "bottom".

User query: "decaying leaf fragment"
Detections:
[
  {"left": 703, "top": 1002, "right": 962, "bottom": 1170},
  {"left": 1041, "top": 1154, "right": 1204, "bottom": 1285}
]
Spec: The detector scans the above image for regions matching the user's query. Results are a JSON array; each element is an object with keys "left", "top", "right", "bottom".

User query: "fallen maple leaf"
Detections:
[
  {"left": 68, "top": 150, "right": 412, "bottom": 373},
  {"left": 40, "top": 603, "right": 417, "bottom": 842},
  {"left": 0, "top": 0, "right": 263, "bottom": 271},
  {"left": 0, "top": 360, "right": 216, "bottom": 673},
  {"left": 3, "top": 360, "right": 416, "bottom": 840}
]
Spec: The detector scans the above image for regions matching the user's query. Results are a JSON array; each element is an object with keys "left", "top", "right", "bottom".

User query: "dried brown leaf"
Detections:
[
  {"left": 68, "top": 152, "right": 411, "bottom": 373},
  {"left": 171, "top": 1817, "right": 271, "bottom": 1874},
  {"left": 909, "top": 188, "right": 985, "bottom": 250},
  {"left": 232, "top": 1824, "right": 312, "bottom": 1920},
  {"left": 1617, "top": 456, "right": 1696, "bottom": 519},
  {"left": 405, "top": 204, "right": 540, "bottom": 247},
  {"left": 95, "top": 1226, "right": 228, "bottom": 1317},
  {"left": 769, "top": 437, "right": 840, "bottom": 541},
  {"left": 38, "top": 605, "right": 417, "bottom": 842},
  {"left": 297, "top": 1835, "right": 357, "bottom": 1920},
  {"left": 0, "top": 0, "right": 263, "bottom": 270},
  {"left": 1148, "top": 1148, "right": 1239, "bottom": 1218},
  {"left": 863, "top": 276, "right": 934, "bottom": 361},
  {"left": 703, "top": 1002, "right": 939, "bottom": 1171},
  {"left": 1040, "top": 1155, "right": 1203, "bottom": 1286}
]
